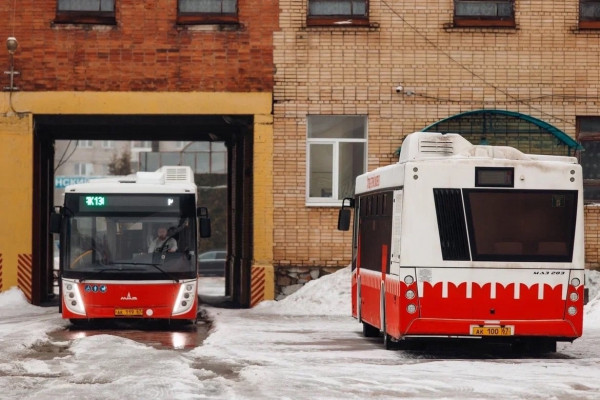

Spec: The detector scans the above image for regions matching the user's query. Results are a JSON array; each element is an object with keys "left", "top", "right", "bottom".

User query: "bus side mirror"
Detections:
[
  {"left": 198, "top": 206, "right": 211, "bottom": 238},
  {"left": 337, "top": 198, "right": 354, "bottom": 231},
  {"left": 49, "top": 208, "right": 62, "bottom": 234}
]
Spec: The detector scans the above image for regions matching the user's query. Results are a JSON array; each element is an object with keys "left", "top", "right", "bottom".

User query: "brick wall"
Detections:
[
  {"left": 273, "top": 0, "right": 600, "bottom": 291},
  {"left": 586, "top": 204, "right": 600, "bottom": 269},
  {"left": 0, "top": 0, "right": 277, "bottom": 92}
]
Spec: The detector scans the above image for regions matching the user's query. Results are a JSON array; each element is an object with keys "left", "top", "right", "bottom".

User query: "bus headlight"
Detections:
[
  {"left": 571, "top": 278, "right": 581, "bottom": 287},
  {"left": 62, "top": 279, "right": 86, "bottom": 316},
  {"left": 173, "top": 280, "right": 197, "bottom": 316},
  {"left": 407, "top": 304, "right": 417, "bottom": 314},
  {"left": 404, "top": 275, "right": 414, "bottom": 285},
  {"left": 567, "top": 306, "right": 577, "bottom": 316},
  {"left": 405, "top": 290, "right": 416, "bottom": 300}
]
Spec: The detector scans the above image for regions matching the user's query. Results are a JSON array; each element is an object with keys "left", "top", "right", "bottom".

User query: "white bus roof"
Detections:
[
  {"left": 356, "top": 132, "right": 579, "bottom": 194},
  {"left": 64, "top": 166, "right": 196, "bottom": 194},
  {"left": 398, "top": 131, "right": 577, "bottom": 164}
]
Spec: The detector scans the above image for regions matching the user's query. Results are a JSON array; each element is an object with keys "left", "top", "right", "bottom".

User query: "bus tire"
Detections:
[{"left": 362, "top": 322, "right": 379, "bottom": 338}]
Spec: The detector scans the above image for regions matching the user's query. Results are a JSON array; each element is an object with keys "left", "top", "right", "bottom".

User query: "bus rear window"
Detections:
[{"left": 463, "top": 190, "right": 577, "bottom": 262}]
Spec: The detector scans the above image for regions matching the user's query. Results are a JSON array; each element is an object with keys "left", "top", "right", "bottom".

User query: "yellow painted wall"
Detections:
[
  {"left": 0, "top": 113, "right": 33, "bottom": 291},
  {"left": 253, "top": 114, "right": 275, "bottom": 301},
  {"left": 0, "top": 92, "right": 272, "bottom": 115},
  {"left": 0, "top": 91, "right": 274, "bottom": 301},
  {"left": 253, "top": 114, "right": 274, "bottom": 265}
]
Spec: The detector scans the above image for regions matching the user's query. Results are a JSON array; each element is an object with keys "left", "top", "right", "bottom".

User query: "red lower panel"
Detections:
[
  {"left": 404, "top": 318, "right": 580, "bottom": 339},
  {"left": 419, "top": 282, "right": 568, "bottom": 320},
  {"left": 401, "top": 282, "right": 584, "bottom": 339},
  {"left": 63, "top": 282, "right": 197, "bottom": 320},
  {"left": 360, "top": 272, "right": 382, "bottom": 329},
  {"left": 351, "top": 271, "right": 358, "bottom": 319}
]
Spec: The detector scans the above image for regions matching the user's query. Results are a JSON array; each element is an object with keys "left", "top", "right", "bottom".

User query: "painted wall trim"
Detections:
[
  {"left": 253, "top": 114, "right": 274, "bottom": 265},
  {"left": 1, "top": 92, "right": 272, "bottom": 115},
  {"left": 0, "top": 114, "right": 33, "bottom": 293}
]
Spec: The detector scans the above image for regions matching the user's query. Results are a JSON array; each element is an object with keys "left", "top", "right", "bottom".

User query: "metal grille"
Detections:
[
  {"left": 419, "top": 139, "right": 454, "bottom": 154},
  {"left": 163, "top": 166, "right": 193, "bottom": 183}
]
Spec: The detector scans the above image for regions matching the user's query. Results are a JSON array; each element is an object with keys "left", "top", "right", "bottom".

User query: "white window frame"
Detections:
[
  {"left": 77, "top": 140, "right": 94, "bottom": 149},
  {"left": 102, "top": 140, "right": 114, "bottom": 149},
  {"left": 131, "top": 140, "right": 152, "bottom": 151},
  {"left": 74, "top": 162, "right": 94, "bottom": 176},
  {"left": 306, "top": 115, "right": 367, "bottom": 207}
]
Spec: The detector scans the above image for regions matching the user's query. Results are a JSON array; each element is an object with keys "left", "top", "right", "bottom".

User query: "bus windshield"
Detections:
[
  {"left": 464, "top": 189, "right": 577, "bottom": 262},
  {"left": 61, "top": 193, "right": 197, "bottom": 280}
]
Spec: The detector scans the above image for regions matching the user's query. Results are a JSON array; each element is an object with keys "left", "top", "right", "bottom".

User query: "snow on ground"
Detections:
[
  {"left": 252, "top": 265, "right": 351, "bottom": 316},
  {"left": 0, "top": 269, "right": 600, "bottom": 399}
]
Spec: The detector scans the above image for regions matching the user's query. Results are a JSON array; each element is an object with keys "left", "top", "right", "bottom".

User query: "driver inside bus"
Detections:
[{"left": 148, "top": 226, "right": 178, "bottom": 253}]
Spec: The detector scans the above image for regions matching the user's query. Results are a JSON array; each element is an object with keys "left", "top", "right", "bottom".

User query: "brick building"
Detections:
[
  {"left": 0, "top": 0, "right": 277, "bottom": 306},
  {"left": 2, "top": 0, "right": 600, "bottom": 304},
  {"left": 272, "top": 0, "right": 600, "bottom": 296}
]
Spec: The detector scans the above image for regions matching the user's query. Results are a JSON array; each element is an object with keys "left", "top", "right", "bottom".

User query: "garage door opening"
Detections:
[{"left": 33, "top": 115, "right": 254, "bottom": 309}]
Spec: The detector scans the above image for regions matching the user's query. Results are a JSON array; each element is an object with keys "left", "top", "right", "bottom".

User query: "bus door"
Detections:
[
  {"left": 357, "top": 191, "right": 394, "bottom": 330},
  {"left": 385, "top": 189, "right": 403, "bottom": 338}
]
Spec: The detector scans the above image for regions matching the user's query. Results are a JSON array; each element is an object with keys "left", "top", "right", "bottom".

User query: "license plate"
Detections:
[
  {"left": 115, "top": 308, "right": 144, "bottom": 317},
  {"left": 470, "top": 325, "right": 514, "bottom": 336}
]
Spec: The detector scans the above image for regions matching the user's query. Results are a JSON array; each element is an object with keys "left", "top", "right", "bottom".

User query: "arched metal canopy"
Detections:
[{"left": 421, "top": 109, "right": 583, "bottom": 155}]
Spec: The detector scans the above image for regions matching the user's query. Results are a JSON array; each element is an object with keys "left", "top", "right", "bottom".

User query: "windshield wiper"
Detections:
[
  {"left": 93, "top": 267, "right": 140, "bottom": 274},
  {"left": 107, "top": 262, "right": 179, "bottom": 283}
]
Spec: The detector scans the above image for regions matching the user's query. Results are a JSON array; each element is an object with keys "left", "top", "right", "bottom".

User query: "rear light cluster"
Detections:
[
  {"left": 172, "top": 280, "right": 197, "bottom": 316},
  {"left": 62, "top": 279, "right": 86, "bottom": 315},
  {"left": 567, "top": 277, "right": 581, "bottom": 316},
  {"left": 404, "top": 275, "right": 418, "bottom": 314}
]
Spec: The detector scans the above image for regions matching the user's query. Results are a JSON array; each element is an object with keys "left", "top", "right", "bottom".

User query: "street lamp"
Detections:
[{"left": 4, "top": 36, "right": 19, "bottom": 91}]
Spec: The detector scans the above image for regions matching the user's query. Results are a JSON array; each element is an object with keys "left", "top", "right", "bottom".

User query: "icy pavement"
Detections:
[{"left": 1, "top": 269, "right": 600, "bottom": 399}]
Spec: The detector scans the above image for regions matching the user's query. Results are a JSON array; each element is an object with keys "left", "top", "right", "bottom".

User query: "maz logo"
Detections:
[{"left": 120, "top": 292, "right": 138, "bottom": 301}]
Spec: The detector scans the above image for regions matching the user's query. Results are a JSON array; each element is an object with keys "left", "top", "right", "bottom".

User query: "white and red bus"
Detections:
[
  {"left": 338, "top": 132, "right": 586, "bottom": 351},
  {"left": 50, "top": 166, "right": 211, "bottom": 324}
]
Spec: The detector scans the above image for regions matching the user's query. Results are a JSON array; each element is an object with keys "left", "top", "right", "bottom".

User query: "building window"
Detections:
[
  {"left": 578, "top": 117, "right": 600, "bottom": 201},
  {"left": 131, "top": 141, "right": 152, "bottom": 151},
  {"left": 453, "top": 0, "right": 515, "bottom": 28},
  {"left": 580, "top": 1, "right": 600, "bottom": 29},
  {"left": 138, "top": 142, "right": 227, "bottom": 174},
  {"left": 102, "top": 140, "right": 114, "bottom": 149},
  {"left": 307, "top": 0, "right": 369, "bottom": 27},
  {"left": 307, "top": 116, "right": 367, "bottom": 205},
  {"left": 77, "top": 140, "right": 94, "bottom": 149},
  {"left": 55, "top": 0, "right": 116, "bottom": 25},
  {"left": 74, "top": 163, "right": 94, "bottom": 176},
  {"left": 177, "top": 0, "right": 238, "bottom": 25}
]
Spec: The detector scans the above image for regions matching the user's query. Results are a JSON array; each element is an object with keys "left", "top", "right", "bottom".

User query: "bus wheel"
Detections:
[{"left": 362, "top": 322, "right": 379, "bottom": 337}]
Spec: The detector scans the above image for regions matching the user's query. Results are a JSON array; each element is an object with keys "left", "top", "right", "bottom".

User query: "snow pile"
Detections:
[
  {"left": 586, "top": 295, "right": 600, "bottom": 327},
  {"left": 585, "top": 270, "right": 600, "bottom": 327},
  {"left": 586, "top": 269, "right": 600, "bottom": 301},
  {"left": 253, "top": 266, "right": 351, "bottom": 316},
  {"left": 0, "top": 288, "right": 65, "bottom": 356},
  {"left": 0, "top": 287, "right": 48, "bottom": 317}
]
